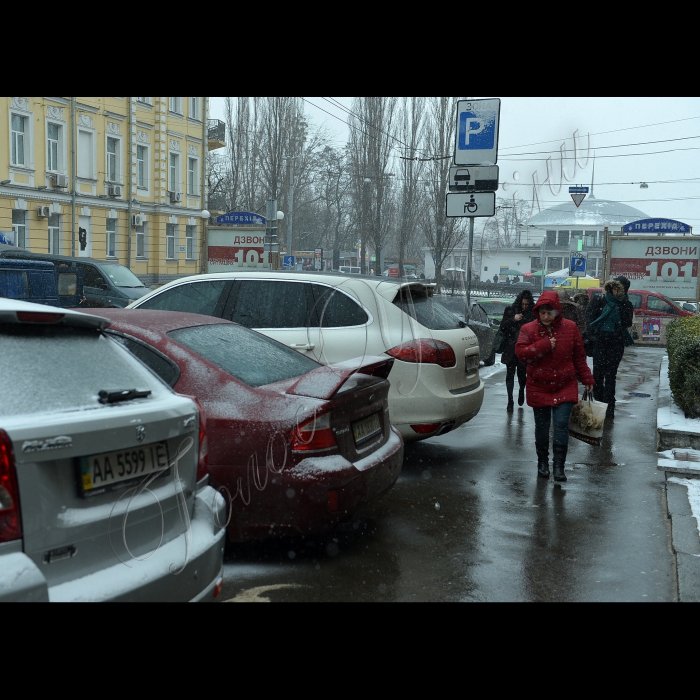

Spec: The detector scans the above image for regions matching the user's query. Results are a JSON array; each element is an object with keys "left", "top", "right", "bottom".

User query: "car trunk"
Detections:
[{"left": 6, "top": 398, "right": 198, "bottom": 591}]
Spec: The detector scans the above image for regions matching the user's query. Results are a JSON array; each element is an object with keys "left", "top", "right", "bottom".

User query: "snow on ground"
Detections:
[
  {"left": 480, "top": 355, "right": 506, "bottom": 380},
  {"left": 668, "top": 477, "right": 700, "bottom": 546}
]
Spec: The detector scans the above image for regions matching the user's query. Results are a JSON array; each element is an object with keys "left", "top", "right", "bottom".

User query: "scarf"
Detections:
[{"left": 588, "top": 291, "right": 621, "bottom": 334}]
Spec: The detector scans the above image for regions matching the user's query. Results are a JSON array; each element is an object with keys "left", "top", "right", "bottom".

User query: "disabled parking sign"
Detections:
[{"left": 454, "top": 98, "right": 500, "bottom": 166}]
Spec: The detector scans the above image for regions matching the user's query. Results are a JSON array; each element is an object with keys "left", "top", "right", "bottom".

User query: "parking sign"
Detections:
[{"left": 454, "top": 99, "right": 501, "bottom": 166}]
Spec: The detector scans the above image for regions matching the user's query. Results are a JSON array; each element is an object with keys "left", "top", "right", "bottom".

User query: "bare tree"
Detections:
[
  {"left": 421, "top": 97, "right": 467, "bottom": 292},
  {"left": 482, "top": 197, "right": 533, "bottom": 248}
]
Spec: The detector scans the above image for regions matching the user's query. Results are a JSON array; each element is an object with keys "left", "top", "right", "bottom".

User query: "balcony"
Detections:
[{"left": 208, "top": 119, "right": 226, "bottom": 151}]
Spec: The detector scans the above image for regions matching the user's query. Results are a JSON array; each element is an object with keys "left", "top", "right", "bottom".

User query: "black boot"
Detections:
[
  {"left": 536, "top": 442, "right": 550, "bottom": 478},
  {"left": 507, "top": 398, "right": 514, "bottom": 413},
  {"left": 552, "top": 444, "right": 568, "bottom": 482},
  {"left": 518, "top": 386, "right": 525, "bottom": 406}
]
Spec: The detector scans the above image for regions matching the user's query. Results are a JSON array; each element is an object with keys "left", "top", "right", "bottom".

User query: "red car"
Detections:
[{"left": 82, "top": 309, "right": 404, "bottom": 543}]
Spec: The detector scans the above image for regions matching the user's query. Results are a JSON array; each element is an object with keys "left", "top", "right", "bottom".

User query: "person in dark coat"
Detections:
[
  {"left": 499, "top": 290, "right": 535, "bottom": 412},
  {"left": 516, "top": 291, "right": 595, "bottom": 482},
  {"left": 585, "top": 276, "right": 634, "bottom": 419}
]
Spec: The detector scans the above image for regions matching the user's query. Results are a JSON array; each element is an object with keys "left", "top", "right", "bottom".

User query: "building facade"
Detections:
[{"left": 1, "top": 97, "right": 225, "bottom": 285}]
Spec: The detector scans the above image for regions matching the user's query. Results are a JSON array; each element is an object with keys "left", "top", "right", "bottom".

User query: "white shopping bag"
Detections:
[{"left": 568, "top": 390, "right": 607, "bottom": 446}]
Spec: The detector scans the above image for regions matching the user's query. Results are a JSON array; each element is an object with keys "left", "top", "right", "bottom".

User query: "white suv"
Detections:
[{"left": 129, "top": 271, "right": 484, "bottom": 441}]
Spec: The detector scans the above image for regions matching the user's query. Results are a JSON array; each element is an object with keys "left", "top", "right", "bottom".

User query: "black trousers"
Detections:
[
  {"left": 592, "top": 338, "right": 624, "bottom": 407},
  {"left": 506, "top": 357, "right": 527, "bottom": 399}
]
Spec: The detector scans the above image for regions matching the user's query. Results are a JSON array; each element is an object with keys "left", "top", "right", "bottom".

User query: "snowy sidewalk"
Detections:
[{"left": 656, "top": 355, "right": 700, "bottom": 602}]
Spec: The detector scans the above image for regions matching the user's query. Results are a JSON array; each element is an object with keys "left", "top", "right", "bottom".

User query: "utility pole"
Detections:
[{"left": 285, "top": 156, "right": 297, "bottom": 256}]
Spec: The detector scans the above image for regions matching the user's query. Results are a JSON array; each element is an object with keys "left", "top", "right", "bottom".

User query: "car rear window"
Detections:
[
  {"left": 0, "top": 325, "right": 169, "bottom": 417},
  {"left": 167, "top": 324, "right": 321, "bottom": 388},
  {"left": 480, "top": 301, "right": 510, "bottom": 316},
  {"left": 393, "top": 289, "right": 462, "bottom": 331}
]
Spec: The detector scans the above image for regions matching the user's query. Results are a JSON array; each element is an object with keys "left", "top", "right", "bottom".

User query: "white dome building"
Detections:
[{"left": 526, "top": 195, "right": 650, "bottom": 280}]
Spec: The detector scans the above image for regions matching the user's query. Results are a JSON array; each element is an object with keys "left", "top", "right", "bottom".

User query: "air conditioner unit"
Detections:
[
  {"left": 53, "top": 174, "right": 68, "bottom": 188},
  {"left": 169, "top": 191, "right": 182, "bottom": 203},
  {"left": 132, "top": 214, "right": 145, "bottom": 226},
  {"left": 37, "top": 206, "right": 50, "bottom": 218},
  {"left": 108, "top": 185, "right": 122, "bottom": 197}
]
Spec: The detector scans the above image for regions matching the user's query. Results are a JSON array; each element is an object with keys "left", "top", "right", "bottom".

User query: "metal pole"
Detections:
[
  {"left": 127, "top": 97, "right": 133, "bottom": 269},
  {"left": 287, "top": 157, "right": 294, "bottom": 256},
  {"left": 541, "top": 236, "right": 546, "bottom": 294},
  {"left": 71, "top": 97, "right": 76, "bottom": 257},
  {"left": 466, "top": 216, "right": 474, "bottom": 311}
]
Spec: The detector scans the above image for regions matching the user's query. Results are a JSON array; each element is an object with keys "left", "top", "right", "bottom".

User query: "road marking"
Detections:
[{"left": 223, "top": 584, "right": 309, "bottom": 602}]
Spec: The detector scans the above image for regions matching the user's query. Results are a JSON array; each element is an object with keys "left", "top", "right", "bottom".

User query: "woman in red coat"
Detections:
[{"left": 515, "top": 291, "right": 595, "bottom": 482}]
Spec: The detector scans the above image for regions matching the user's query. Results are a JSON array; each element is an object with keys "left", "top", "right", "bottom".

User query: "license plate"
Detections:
[
  {"left": 352, "top": 413, "right": 382, "bottom": 446},
  {"left": 466, "top": 353, "right": 480, "bottom": 371},
  {"left": 79, "top": 441, "right": 170, "bottom": 498}
]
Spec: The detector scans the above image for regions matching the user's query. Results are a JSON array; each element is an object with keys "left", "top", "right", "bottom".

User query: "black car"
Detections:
[
  {"left": 0, "top": 249, "right": 148, "bottom": 308},
  {"left": 434, "top": 295, "right": 495, "bottom": 366}
]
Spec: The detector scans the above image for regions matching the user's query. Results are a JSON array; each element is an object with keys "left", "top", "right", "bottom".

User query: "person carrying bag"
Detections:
[
  {"left": 516, "top": 291, "right": 595, "bottom": 482},
  {"left": 499, "top": 290, "right": 535, "bottom": 412},
  {"left": 585, "top": 277, "right": 634, "bottom": 419}
]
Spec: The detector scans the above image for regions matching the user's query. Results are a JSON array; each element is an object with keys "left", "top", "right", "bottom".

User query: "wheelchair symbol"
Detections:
[{"left": 464, "top": 195, "right": 478, "bottom": 214}]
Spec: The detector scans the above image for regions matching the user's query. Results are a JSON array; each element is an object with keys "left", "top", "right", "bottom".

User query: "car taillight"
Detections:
[
  {"left": 0, "top": 429, "right": 22, "bottom": 543},
  {"left": 291, "top": 410, "right": 337, "bottom": 453},
  {"left": 386, "top": 339, "right": 457, "bottom": 368},
  {"left": 16, "top": 311, "right": 65, "bottom": 323},
  {"left": 179, "top": 396, "right": 208, "bottom": 481}
]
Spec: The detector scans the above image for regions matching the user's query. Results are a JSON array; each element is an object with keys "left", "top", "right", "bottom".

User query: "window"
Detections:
[
  {"left": 546, "top": 230, "right": 557, "bottom": 247},
  {"left": 11, "top": 114, "right": 26, "bottom": 166},
  {"left": 169, "top": 153, "right": 180, "bottom": 192},
  {"left": 106, "top": 137, "right": 119, "bottom": 182},
  {"left": 548, "top": 257, "right": 563, "bottom": 272},
  {"left": 47, "top": 122, "right": 62, "bottom": 172},
  {"left": 110, "top": 334, "right": 180, "bottom": 388},
  {"left": 137, "top": 145, "right": 148, "bottom": 188},
  {"left": 189, "top": 97, "right": 200, "bottom": 120},
  {"left": 584, "top": 230, "right": 597, "bottom": 248},
  {"left": 12, "top": 210, "right": 27, "bottom": 248},
  {"left": 48, "top": 213, "right": 60, "bottom": 254},
  {"left": 186, "top": 225, "right": 196, "bottom": 259},
  {"left": 557, "top": 230, "right": 569, "bottom": 246},
  {"left": 138, "top": 280, "right": 228, "bottom": 316},
  {"left": 136, "top": 222, "right": 146, "bottom": 258},
  {"left": 187, "top": 157, "right": 198, "bottom": 195},
  {"left": 169, "top": 97, "right": 182, "bottom": 114},
  {"left": 78, "top": 129, "right": 94, "bottom": 179},
  {"left": 393, "top": 291, "right": 461, "bottom": 331},
  {"left": 107, "top": 218, "right": 117, "bottom": 258},
  {"left": 309, "top": 285, "right": 369, "bottom": 327},
  {"left": 137, "top": 98, "right": 151, "bottom": 105},
  {"left": 166, "top": 223, "right": 176, "bottom": 259},
  {"left": 230, "top": 280, "right": 311, "bottom": 328},
  {"left": 648, "top": 296, "right": 678, "bottom": 315},
  {"left": 167, "top": 324, "right": 320, "bottom": 389},
  {"left": 627, "top": 293, "right": 643, "bottom": 310}
]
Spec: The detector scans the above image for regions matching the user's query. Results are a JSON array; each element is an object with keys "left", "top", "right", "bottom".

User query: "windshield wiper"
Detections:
[{"left": 98, "top": 388, "right": 152, "bottom": 404}]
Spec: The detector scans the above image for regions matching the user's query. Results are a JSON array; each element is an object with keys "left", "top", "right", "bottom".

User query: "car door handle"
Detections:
[{"left": 289, "top": 343, "right": 315, "bottom": 350}]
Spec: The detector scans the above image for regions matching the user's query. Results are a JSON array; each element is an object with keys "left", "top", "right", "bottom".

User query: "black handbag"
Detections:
[
  {"left": 493, "top": 329, "right": 507, "bottom": 354},
  {"left": 582, "top": 329, "right": 597, "bottom": 357}
]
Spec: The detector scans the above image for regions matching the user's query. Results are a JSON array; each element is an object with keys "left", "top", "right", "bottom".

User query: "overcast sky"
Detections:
[{"left": 209, "top": 97, "right": 700, "bottom": 228}]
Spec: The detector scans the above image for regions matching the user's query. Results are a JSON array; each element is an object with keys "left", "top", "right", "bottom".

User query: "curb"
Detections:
[{"left": 657, "top": 355, "right": 700, "bottom": 602}]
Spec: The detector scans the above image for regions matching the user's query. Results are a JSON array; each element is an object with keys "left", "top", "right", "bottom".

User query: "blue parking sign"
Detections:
[
  {"left": 454, "top": 98, "right": 500, "bottom": 166},
  {"left": 283, "top": 255, "right": 295, "bottom": 268}
]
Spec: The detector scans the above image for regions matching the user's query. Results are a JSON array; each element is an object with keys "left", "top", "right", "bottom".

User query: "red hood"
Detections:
[{"left": 532, "top": 291, "right": 563, "bottom": 315}]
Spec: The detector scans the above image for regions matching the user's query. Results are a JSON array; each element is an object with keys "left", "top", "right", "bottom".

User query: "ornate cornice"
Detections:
[
  {"left": 79, "top": 114, "right": 94, "bottom": 128},
  {"left": 169, "top": 139, "right": 181, "bottom": 151},
  {"left": 47, "top": 106, "right": 64, "bottom": 120},
  {"left": 11, "top": 97, "right": 30, "bottom": 111},
  {"left": 107, "top": 122, "right": 120, "bottom": 135}
]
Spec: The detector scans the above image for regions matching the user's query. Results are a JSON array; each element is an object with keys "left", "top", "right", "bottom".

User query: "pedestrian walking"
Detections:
[
  {"left": 556, "top": 289, "right": 586, "bottom": 335},
  {"left": 572, "top": 292, "right": 589, "bottom": 311},
  {"left": 585, "top": 276, "right": 634, "bottom": 419},
  {"left": 516, "top": 291, "right": 595, "bottom": 482},
  {"left": 499, "top": 290, "right": 535, "bottom": 412}
]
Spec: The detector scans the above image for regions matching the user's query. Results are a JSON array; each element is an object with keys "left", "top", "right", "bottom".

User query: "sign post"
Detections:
[{"left": 569, "top": 186, "right": 589, "bottom": 208}]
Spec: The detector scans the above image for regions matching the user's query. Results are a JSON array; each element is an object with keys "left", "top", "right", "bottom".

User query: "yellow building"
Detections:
[{"left": 0, "top": 97, "right": 225, "bottom": 285}]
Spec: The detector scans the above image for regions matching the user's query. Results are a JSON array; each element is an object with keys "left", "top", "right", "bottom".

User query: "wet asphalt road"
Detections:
[{"left": 218, "top": 346, "right": 677, "bottom": 602}]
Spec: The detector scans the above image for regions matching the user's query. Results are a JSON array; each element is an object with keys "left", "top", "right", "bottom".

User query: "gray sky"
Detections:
[{"left": 209, "top": 97, "right": 700, "bottom": 227}]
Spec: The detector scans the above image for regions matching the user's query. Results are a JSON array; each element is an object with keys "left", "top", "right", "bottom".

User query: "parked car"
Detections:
[
  {"left": 0, "top": 258, "right": 83, "bottom": 308},
  {"left": 586, "top": 287, "right": 695, "bottom": 318},
  {"left": 0, "top": 249, "right": 149, "bottom": 308},
  {"left": 473, "top": 297, "right": 515, "bottom": 330},
  {"left": 434, "top": 295, "right": 496, "bottom": 366},
  {"left": 128, "top": 271, "right": 484, "bottom": 441},
  {"left": 0, "top": 299, "right": 226, "bottom": 601},
  {"left": 553, "top": 277, "right": 601, "bottom": 291},
  {"left": 82, "top": 308, "right": 404, "bottom": 543},
  {"left": 676, "top": 301, "right": 698, "bottom": 314}
]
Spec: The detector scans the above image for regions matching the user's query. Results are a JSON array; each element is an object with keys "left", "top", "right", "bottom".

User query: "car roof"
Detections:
[
  {"left": 0, "top": 249, "right": 122, "bottom": 267},
  {"left": 80, "top": 308, "right": 234, "bottom": 335},
  {"left": 0, "top": 298, "right": 110, "bottom": 329},
  {"left": 137, "top": 270, "right": 437, "bottom": 302}
]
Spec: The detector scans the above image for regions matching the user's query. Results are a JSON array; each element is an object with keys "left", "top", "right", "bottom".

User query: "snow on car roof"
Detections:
[{"left": 0, "top": 298, "right": 110, "bottom": 330}]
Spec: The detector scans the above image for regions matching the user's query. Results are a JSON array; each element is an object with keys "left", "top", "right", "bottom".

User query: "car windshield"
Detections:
[
  {"left": 480, "top": 301, "right": 510, "bottom": 316},
  {"left": 103, "top": 264, "right": 146, "bottom": 288},
  {"left": 167, "top": 323, "right": 321, "bottom": 388},
  {"left": 393, "top": 290, "right": 462, "bottom": 330}
]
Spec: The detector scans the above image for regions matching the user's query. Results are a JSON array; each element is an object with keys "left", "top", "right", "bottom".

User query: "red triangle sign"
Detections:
[{"left": 571, "top": 193, "right": 586, "bottom": 208}]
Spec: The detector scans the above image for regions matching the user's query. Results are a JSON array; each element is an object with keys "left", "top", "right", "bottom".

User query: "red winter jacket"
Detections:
[{"left": 515, "top": 291, "right": 595, "bottom": 408}]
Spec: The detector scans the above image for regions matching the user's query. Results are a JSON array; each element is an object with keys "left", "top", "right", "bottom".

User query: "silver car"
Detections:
[{"left": 0, "top": 299, "right": 226, "bottom": 601}]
